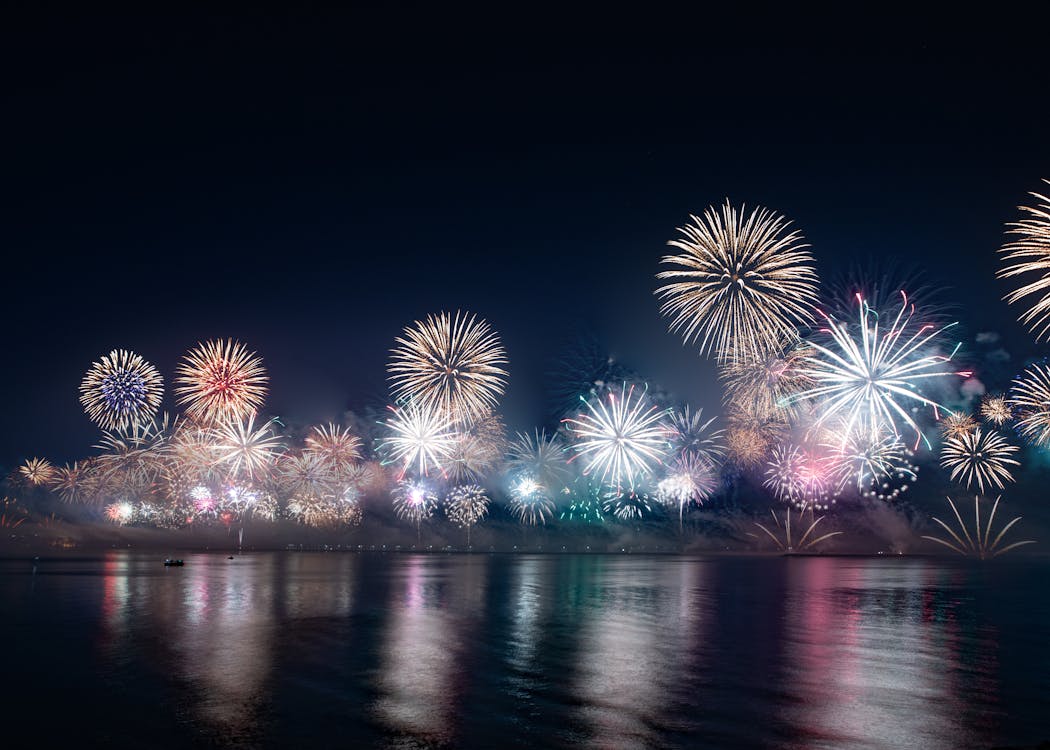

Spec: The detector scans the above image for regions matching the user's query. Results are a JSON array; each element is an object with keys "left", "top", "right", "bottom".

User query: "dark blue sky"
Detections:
[{"left": 3, "top": 7, "right": 1048, "bottom": 466}]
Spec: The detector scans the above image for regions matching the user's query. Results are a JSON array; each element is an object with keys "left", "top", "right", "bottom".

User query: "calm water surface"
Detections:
[{"left": 1, "top": 553, "right": 1047, "bottom": 749}]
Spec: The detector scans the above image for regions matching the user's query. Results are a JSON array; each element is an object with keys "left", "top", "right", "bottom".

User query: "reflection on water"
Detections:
[
  {"left": 1, "top": 553, "right": 1047, "bottom": 749},
  {"left": 373, "top": 555, "right": 489, "bottom": 743},
  {"left": 571, "top": 559, "right": 710, "bottom": 749}
]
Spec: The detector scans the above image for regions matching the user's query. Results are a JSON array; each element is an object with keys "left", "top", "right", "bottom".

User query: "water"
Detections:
[{"left": 2, "top": 553, "right": 1047, "bottom": 749}]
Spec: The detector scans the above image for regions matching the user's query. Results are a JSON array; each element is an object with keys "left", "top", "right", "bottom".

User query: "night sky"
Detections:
[{"left": 4, "top": 7, "right": 1049, "bottom": 468}]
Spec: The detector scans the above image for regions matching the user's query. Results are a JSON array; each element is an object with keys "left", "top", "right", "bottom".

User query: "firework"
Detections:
[
  {"left": 922, "top": 495, "right": 1035, "bottom": 559},
  {"left": 19, "top": 458, "right": 56, "bottom": 486},
  {"left": 939, "top": 411, "right": 978, "bottom": 439},
  {"left": 1008, "top": 364, "right": 1050, "bottom": 446},
  {"left": 175, "top": 339, "right": 268, "bottom": 423},
  {"left": 509, "top": 476, "right": 557, "bottom": 525},
  {"left": 79, "top": 349, "right": 164, "bottom": 431},
  {"left": 105, "top": 501, "right": 135, "bottom": 525},
  {"left": 445, "top": 484, "right": 490, "bottom": 545},
  {"left": 392, "top": 479, "right": 437, "bottom": 538},
  {"left": 656, "top": 453, "right": 718, "bottom": 527},
  {"left": 444, "top": 410, "right": 506, "bottom": 483},
  {"left": 748, "top": 508, "right": 842, "bottom": 552},
  {"left": 979, "top": 395, "right": 1012, "bottom": 426},
  {"left": 304, "top": 424, "right": 362, "bottom": 474},
  {"left": 940, "top": 428, "right": 1019, "bottom": 494},
  {"left": 724, "top": 410, "right": 784, "bottom": 468},
  {"left": 279, "top": 452, "right": 334, "bottom": 502},
  {"left": 211, "top": 414, "right": 283, "bottom": 481},
  {"left": 388, "top": 310, "right": 508, "bottom": 424},
  {"left": 655, "top": 201, "right": 819, "bottom": 363},
  {"left": 823, "top": 428, "right": 916, "bottom": 500},
  {"left": 718, "top": 343, "right": 813, "bottom": 421},
  {"left": 602, "top": 488, "right": 653, "bottom": 521},
  {"left": 763, "top": 443, "right": 834, "bottom": 510},
  {"left": 50, "top": 460, "right": 97, "bottom": 503},
  {"left": 379, "top": 400, "right": 455, "bottom": 478},
  {"left": 997, "top": 181, "right": 1050, "bottom": 340},
  {"left": 665, "top": 406, "right": 725, "bottom": 463},
  {"left": 506, "top": 429, "right": 571, "bottom": 494},
  {"left": 791, "top": 293, "right": 970, "bottom": 448},
  {"left": 564, "top": 383, "right": 669, "bottom": 489}
]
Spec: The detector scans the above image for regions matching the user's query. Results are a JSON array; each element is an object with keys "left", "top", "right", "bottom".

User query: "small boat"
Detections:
[{"left": 163, "top": 558, "right": 184, "bottom": 567}]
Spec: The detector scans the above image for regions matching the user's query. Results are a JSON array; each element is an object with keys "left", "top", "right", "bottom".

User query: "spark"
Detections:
[
  {"left": 211, "top": 414, "right": 283, "bottom": 481},
  {"left": 748, "top": 508, "right": 842, "bottom": 552},
  {"left": 79, "top": 349, "right": 164, "bottom": 431},
  {"left": 378, "top": 400, "right": 455, "bottom": 478},
  {"left": 388, "top": 310, "right": 508, "bottom": 425},
  {"left": 509, "top": 476, "right": 556, "bottom": 525},
  {"left": 655, "top": 201, "right": 819, "bottom": 363},
  {"left": 564, "top": 382, "right": 669, "bottom": 489},
  {"left": 304, "top": 424, "right": 362, "bottom": 475},
  {"left": 939, "top": 411, "right": 978, "bottom": 439},
  {"left": 1008, "top": 363, "right": 1050, "bottom": 446},
  {"left": 19, "top": 458, "right": 56, "bottom": 486},
  {"left": 997, "top": 181, "right": 1050, "bottom": 340},
  {"left": 175, "top": 339, "right": 268, "bottom": 424},
  {"left": 922, "top": 495, "right": 1035, "bottom": 559},
  {"left": 940, "top": 427, "right": 1020, "bottom": 494},
  {"left": 979, "top": 395, "right": 1012, "bottom": 426},
  {"left": 791, "top": 292, "right": 971, "bottom": 449}
]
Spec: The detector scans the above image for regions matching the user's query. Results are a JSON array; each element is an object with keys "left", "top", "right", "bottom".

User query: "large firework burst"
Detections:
[
  {"left": 655, "top": 201, "right": 819, "bottom": 363},
  {"left": 79, "top": 349, "right": 164, "bottom": 431},
  {"left": 304, "top": 424, "right": 362, "bottom": 475},
  {"left": 997, "top": 181, "right": 1050, "bottom": 340},
  {"left": 388, "top": 310, "right": 508, "bottom": 424},
  {"left": 564, "top": 383, "right": 669, "bottom": 489},
  {"left": 922, "top": 495, "right": 1035, "bottom": 559},
  {"left": 940, "top": 427, "right": 1019, "bottom": 494},
  {"left": 175, "top": 339, "right": 268, "bottom": 423},
  {"left": 1008, "top": 363, "right": 1050, "bottom": 446},
  {"left": 379, "top": 400, "right": 455, "bottom": 478},
  {"left": 791, "top": 293, "right": 970, "bottom": 448},
  {"left": 211, "top": 414, "right": 283, "bottom": 481}
]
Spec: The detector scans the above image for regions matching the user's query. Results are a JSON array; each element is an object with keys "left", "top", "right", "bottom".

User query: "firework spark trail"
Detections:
[
  {"left": 748, "top": 508, "right": 842, "bottom": 552},
  {"left": 379, "top": 400, "right": 455, "bottom": 478},
  {"left": 80, "top": 349, "right": 164, "bottom": 431},
  {"left": 175, "top": 339, "right": 268, "bottom": 424},
  {"left": 388, "top": 310, "right": 508, "bottom": 425},
  {"left": 509, "top": 476, "right": 557, "bottom": 525},
  {"left": 655, "top": 201, "right": 819, "bottom": 363},
  {"left": 564, "top": 383, "right": 669, "bottom": 490},
  {"left": 940, "top": 427, "right": 1019, "bottom": 493},
  {"left": 445, "top": 484, "right": 489, "bottom": 545},
  {"left": 1008, "top": 363, "right": 1050, "bottom": 446},
  {"left": 791, "top": 292, "right": 971, "bottom": 450},
  {"left": 922, "top": 496, "right": 1035, "bottom": 559},
  {"left": 979, "top": 395, "right": 1012, "bottom": 426},
  {"left": 997, "top": 181, "right": 1050, "bottom": 340},
  {"left": 211, "top": 414, "right": 283, "bottom": 481},
  {"left": 718, "top": 344, "right": 813, "bottom": 422}
]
